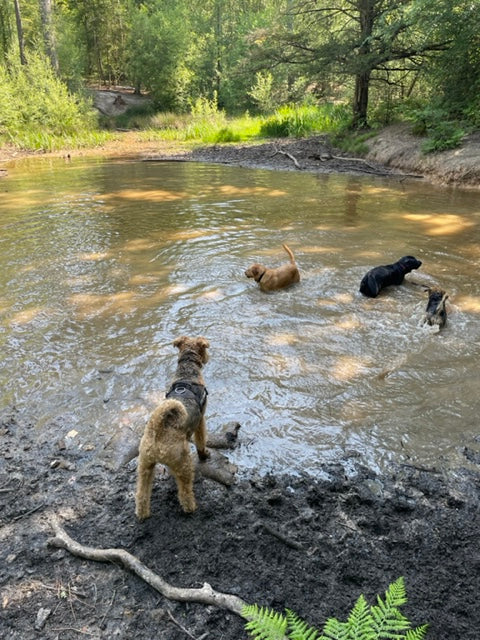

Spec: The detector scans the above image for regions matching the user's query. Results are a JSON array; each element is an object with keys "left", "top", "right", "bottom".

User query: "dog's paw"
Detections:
[
  {"left": 180, "top": 497, "right": 197, "bottom": 513},
  {"left": 135, "top": 506, "right": 151, "bottom": 521}
]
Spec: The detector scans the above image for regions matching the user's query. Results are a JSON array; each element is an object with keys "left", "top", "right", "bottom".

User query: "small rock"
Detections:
[{"left": 34, "top": 607, "right": 51, "bottom": 631}]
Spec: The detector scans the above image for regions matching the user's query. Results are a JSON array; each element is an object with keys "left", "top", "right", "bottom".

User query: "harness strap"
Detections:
[{"left": 166, "top": 380, "right": 208, "bottom": 411}]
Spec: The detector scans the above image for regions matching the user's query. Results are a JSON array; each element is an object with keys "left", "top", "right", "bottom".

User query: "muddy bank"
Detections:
[
  {"left": 1, "top": 407, "right": 480, "bottom": 639},
  {"left": 2, "top": 124, "right": 480, "bottom": 188},
  {"left": 366, "top": 124, "right": 480, "bottom": 188}
]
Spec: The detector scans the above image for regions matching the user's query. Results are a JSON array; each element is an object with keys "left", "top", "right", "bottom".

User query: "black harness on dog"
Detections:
[{"left": 166, "top": 380, "right": 208, "bottom": 411}]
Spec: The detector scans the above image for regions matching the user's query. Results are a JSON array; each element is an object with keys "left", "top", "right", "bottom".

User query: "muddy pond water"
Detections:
[{"left": 1, "top": 156, "right": 479, "bottom": 475}]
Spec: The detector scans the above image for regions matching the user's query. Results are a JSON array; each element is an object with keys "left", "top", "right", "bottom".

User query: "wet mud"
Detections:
[{"left": 1, "top": 408, "right": 480, "bottom": 639}]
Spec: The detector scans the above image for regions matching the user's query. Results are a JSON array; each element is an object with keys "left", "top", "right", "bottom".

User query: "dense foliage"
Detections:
[{"left": 0, "top": 0, "right": 479, "bottom": 149}]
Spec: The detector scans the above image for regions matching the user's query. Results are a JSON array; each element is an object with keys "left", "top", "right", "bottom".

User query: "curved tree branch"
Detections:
[{"left": 48, "top": 514, "right": 248, "bottom": 617}]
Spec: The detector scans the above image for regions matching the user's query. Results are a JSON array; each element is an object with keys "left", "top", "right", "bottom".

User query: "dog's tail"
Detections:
[
  {"left": 282, "top": 243, "right": 296, "bottom": 263},
  {"left": 148, "top": 399, "right": 188, "bottom": 438}
]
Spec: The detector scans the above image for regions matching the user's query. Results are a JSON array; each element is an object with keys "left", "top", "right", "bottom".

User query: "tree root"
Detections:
[{"left": 48, "top": 514, "right": 248, "bottom": 617}]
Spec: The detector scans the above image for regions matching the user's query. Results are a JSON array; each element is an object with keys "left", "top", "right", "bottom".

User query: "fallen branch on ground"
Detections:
[
  {"left": 48, "top": 514, "right": 248, "bottom": 617},
  {"left": 272, "top": 147, "right": 302, "bottom": 169}
]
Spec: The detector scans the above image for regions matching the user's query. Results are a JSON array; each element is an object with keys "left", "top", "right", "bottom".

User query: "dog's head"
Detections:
[
  {"left": 245, "top": 263, "right": 266, "bottom": 282},
  {"left": 173, "top": 336, "right": 210, "bottom": 364},
  {"left": 399, "top": 255, "right": 422, "bottom": 273},
  {"left": 424, "top": 287, "right": 448, "bottom": 325}
]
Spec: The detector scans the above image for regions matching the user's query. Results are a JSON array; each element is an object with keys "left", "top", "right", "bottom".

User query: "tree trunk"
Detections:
[
  {"left": 352, "top": 70, "right": 371, "bottom": 128},
  {"left": 352, "top": 0, "right": 375, "bottom": 128},
  {"left": 13, "top": 0, "right": 26, "bottom": 65},
  {"left": 39, "top": 0, "right": 59, "bottom": 73}
]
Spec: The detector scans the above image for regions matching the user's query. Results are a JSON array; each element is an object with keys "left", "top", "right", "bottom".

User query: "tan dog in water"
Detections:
[{"left": 245, "top": 244, "right": 300, "bottom": 292}]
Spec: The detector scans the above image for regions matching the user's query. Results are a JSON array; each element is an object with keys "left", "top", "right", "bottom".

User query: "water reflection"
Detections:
[{"left": 1, "top": 157, "right": 480, "bottom": 475}]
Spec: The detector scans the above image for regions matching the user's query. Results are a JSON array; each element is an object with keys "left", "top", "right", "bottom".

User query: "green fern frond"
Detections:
[
  {"left": 243, "top": 578, "right": 429, "bottom": 640},
  {"left": 346, "top": 594, "right": 374, "bottom": 636},
  {"left": 322, "top": 596, "right": 374, "bottom": 640},
  {"left": 321, "top": 617, "right": 351, "bottom": 640},
  {"left": 243, "top": 603, "right": 288, "bottom": 640},
  {"left": 405, "top": 625, "right": 430, "bottom": 640},
  {"left": 385, "top": 577, "right": 408, "bottom": 609},
  {"left": 286, "top": 608, "right": 321, "bottom": 640},
  {"left": 371, "top": 577, "right": 411, "bottom": 637}
]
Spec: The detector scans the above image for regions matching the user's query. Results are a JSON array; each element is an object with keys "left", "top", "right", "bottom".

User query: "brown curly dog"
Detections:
[{"left": 135, "top": 336, "right": 210, "bottom": 519}]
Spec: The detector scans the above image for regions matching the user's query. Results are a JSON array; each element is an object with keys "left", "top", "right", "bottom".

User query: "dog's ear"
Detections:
[
  {"left": 173, "top": 336, "right": 188, "bottom": 350},
  {"left": 246, "top": 264, "right": 262, "bottom": 279},
  {"left": 196, "top": 337, "right": 210, "bottom": 363}
]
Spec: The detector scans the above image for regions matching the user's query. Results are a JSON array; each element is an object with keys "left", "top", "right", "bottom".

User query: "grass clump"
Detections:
[{"left": 260, "top": 103, "right": 351, "bottom": 138}]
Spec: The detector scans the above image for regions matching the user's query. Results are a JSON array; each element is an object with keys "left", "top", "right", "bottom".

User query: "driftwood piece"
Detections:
[
  {"left": 48, "top": 514, "right": 248, "bottom": 617},
  {"left": 206, "top": 421, "right": 241, "bottom": 449},
  {"left": 272, "top": 146, "right": 302, "bottom": 169},
  {"left": 196, "top": 450, "right": 238, "bottom": 486}
]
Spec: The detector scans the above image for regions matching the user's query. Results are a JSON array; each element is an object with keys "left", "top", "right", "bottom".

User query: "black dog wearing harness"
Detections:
[{"left": 359, "top": 255, "right": 422, "bottom": 298}]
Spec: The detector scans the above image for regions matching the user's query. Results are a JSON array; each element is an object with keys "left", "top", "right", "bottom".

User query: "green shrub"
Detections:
[
  {"left": 243, "top": 577, "right": 429, "bottom": 640},
  {"left": 0, "top": 51, "right": 99, "bottom": 150},
  {"left": 404, "top": 104, "right": 467, "bottom": 153}
]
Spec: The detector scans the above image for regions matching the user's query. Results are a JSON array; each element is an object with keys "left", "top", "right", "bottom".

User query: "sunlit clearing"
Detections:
[
  {"left": 11, "top": 306, "right": 45, "bottom": 324},
  {"left": 456, "top": 294, "right": 480, "bottom": 313},
  {"left": 105, "top": 188, "right": 186, "bottom": 202},
  {"left": 267, "top": 333, "right": 298, "bottom": 346},
  {"left": 403, "top": 212, "right": 474, "bottom": 236},
  {"left": 331, "top": 355, "right": 368, "bottom": 381},
  {"left": 215, "top": 185, "right": 286, "bottom": 197}
]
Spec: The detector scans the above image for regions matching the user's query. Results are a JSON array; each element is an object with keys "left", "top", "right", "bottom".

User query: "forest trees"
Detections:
[
  {"left": 253, "top": 0, "right": 455, "bottom": 127},
  {"left": 0, "top": 0, "right": 479, "bottom": 130}
]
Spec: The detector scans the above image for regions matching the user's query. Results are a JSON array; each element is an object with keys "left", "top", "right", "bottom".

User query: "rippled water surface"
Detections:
[{"left": 1, "top": 156, "right": 479, "bottom": 474}]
